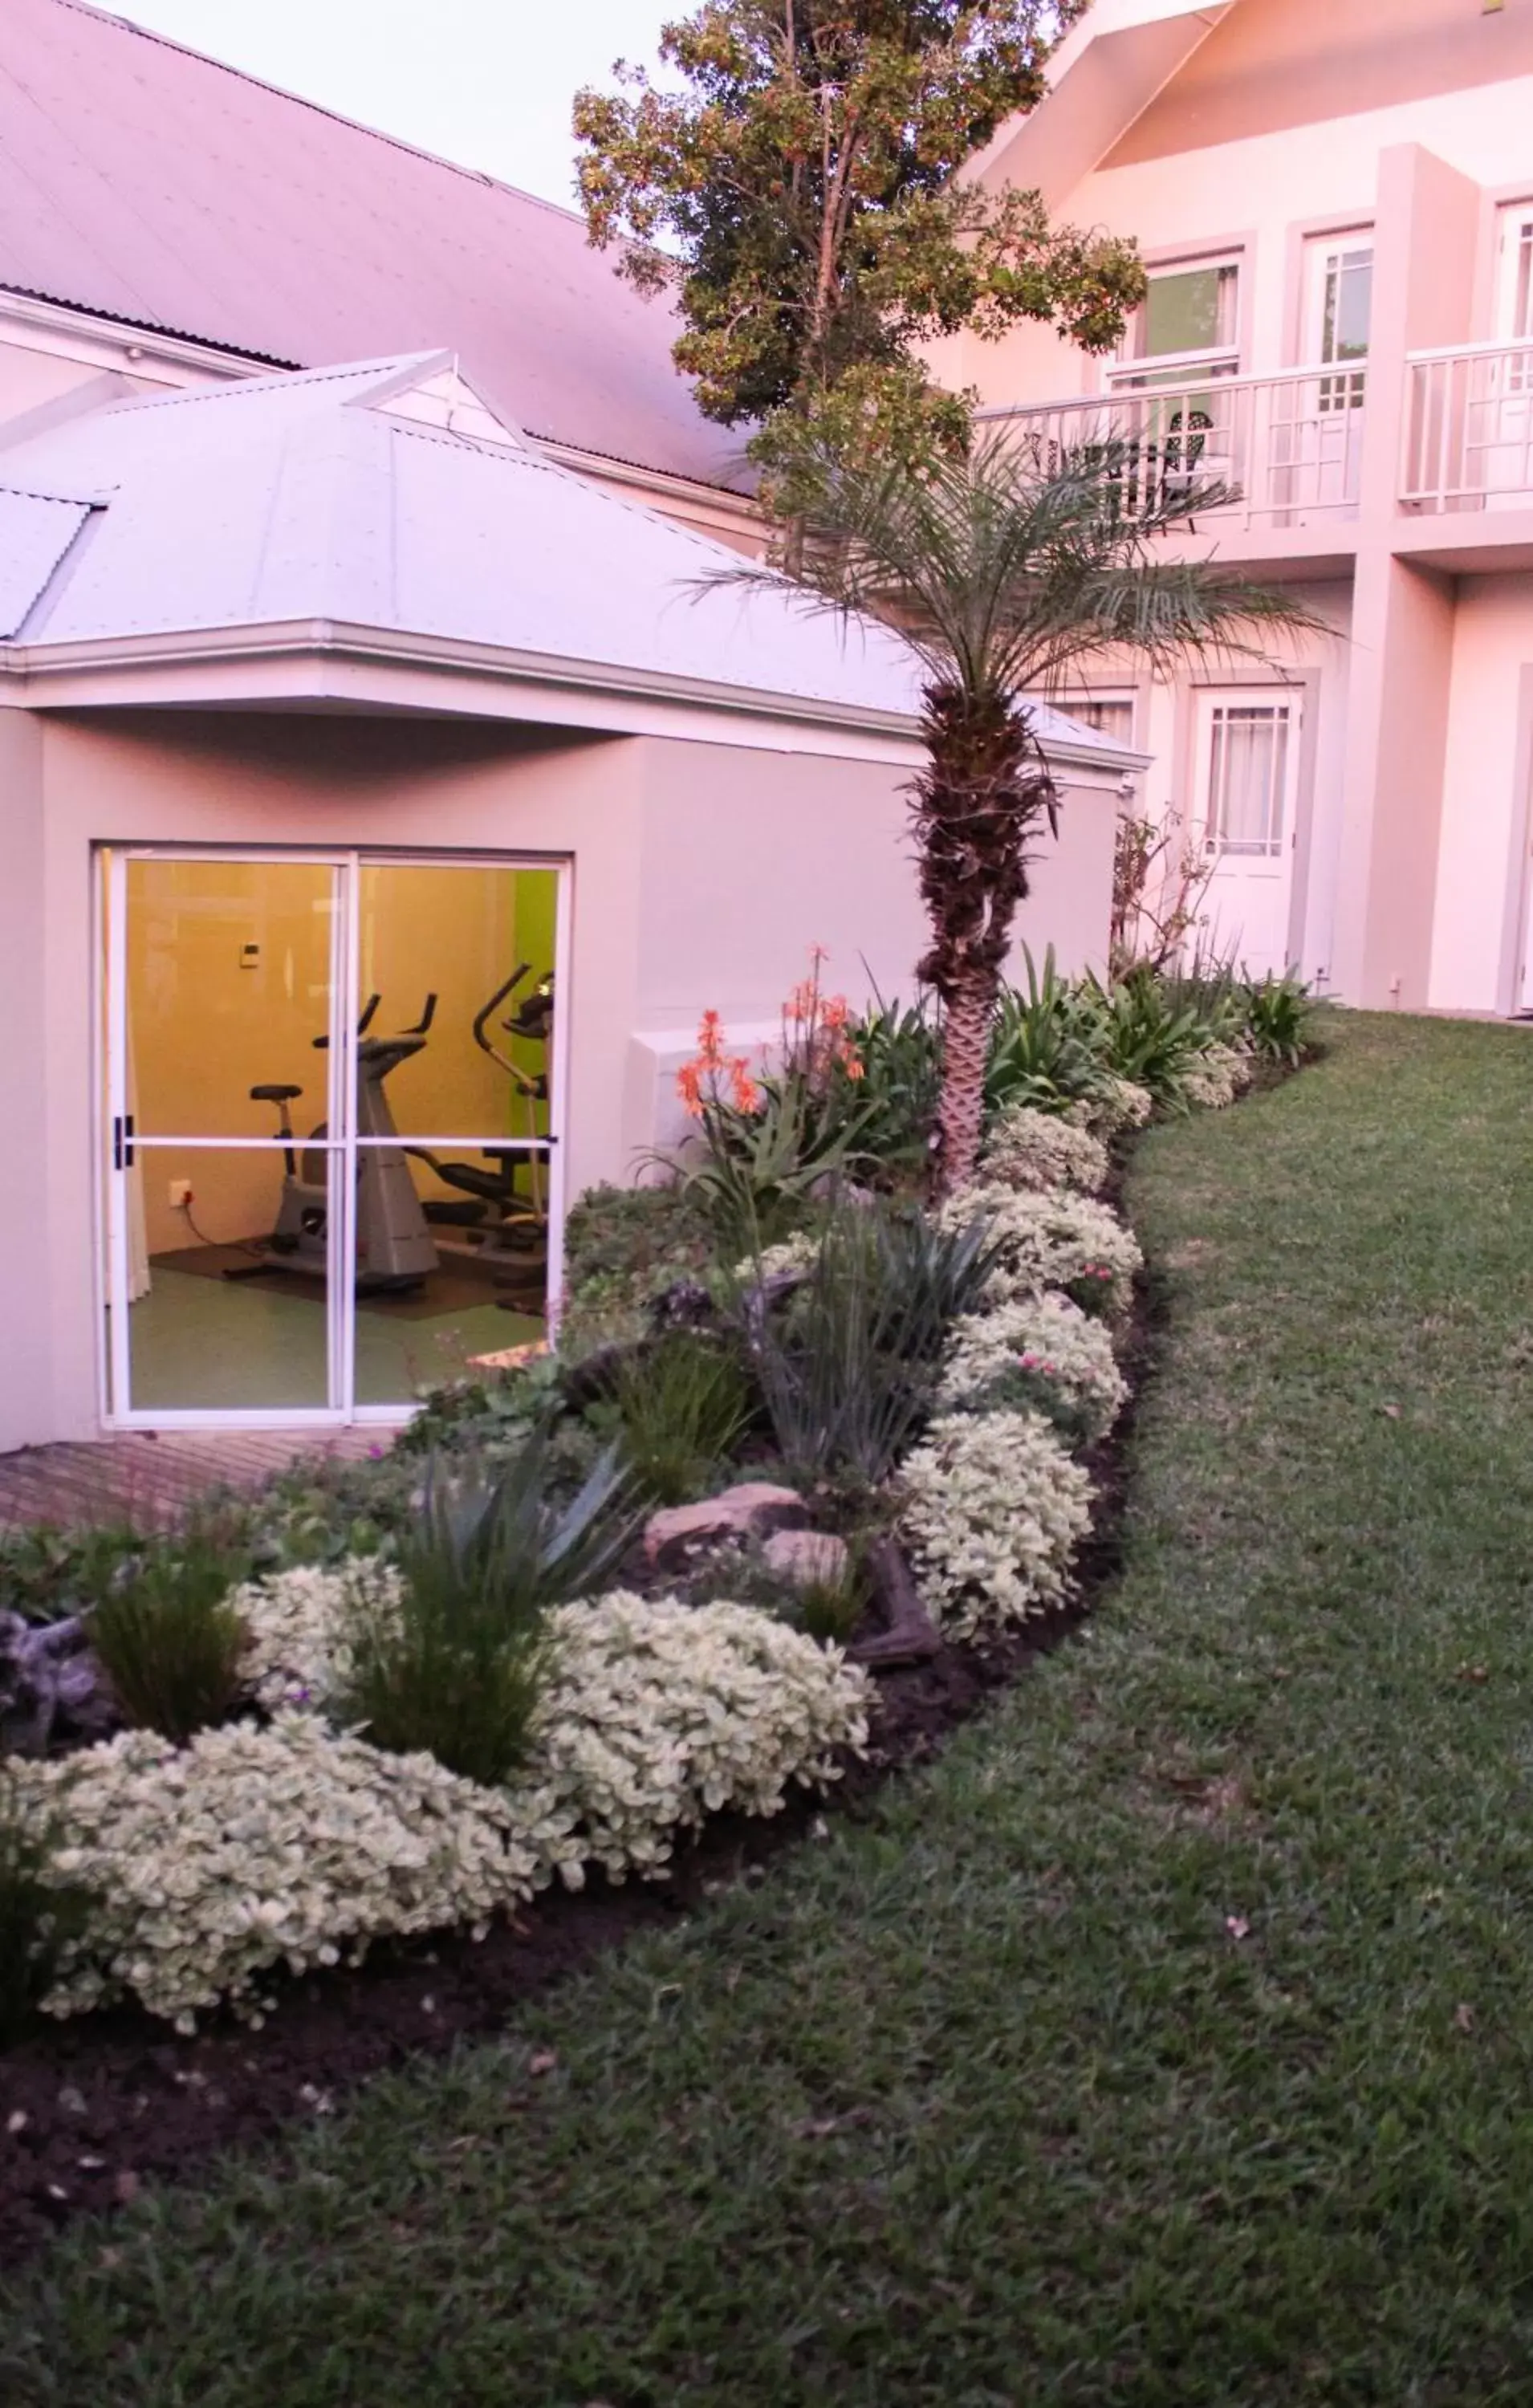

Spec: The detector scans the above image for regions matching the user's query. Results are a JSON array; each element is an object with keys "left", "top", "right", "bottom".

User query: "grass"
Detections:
[{"left": 7, "top": 1010, "right": 1533, "bottom": 2404}]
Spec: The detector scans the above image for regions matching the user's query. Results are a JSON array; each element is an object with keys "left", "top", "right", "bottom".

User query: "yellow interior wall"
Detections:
[{"left": 128, "top": 860, "right": 557, "bottom": 1258}]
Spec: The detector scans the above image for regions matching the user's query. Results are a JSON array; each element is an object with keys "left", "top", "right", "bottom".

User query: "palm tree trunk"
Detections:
[{"left": 937, "top": 972, "right": 992, "bottom": 1193}]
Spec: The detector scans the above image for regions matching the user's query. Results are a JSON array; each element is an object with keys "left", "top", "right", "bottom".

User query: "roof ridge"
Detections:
[
  {"left": 96, "top": 353, "right": 443, "bottom": 412},
  {"left": 51, "top": 0, "right": 594, "bottom": 225}
]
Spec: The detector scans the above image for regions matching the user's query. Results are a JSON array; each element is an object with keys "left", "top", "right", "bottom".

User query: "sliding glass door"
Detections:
[{"left": 100, "top": 849, "right": 565, "bottom": 1428}]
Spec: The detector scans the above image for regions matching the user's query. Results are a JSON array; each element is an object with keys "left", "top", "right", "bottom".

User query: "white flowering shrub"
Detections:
[
  {"left": 731, "top": 1230, "right": 822, "bottom": 1285},
  {"left": 1181, "top": 1042, "right": 1254, "bottom": 1112},
  {"left": 942, "top": 1182, "right": 1142, "bottom": 1317},
  {"left": 981, "top": 1104, "right": 1109, "bottom": 1195},
  {"left": 525, "top": 1593, "right": 869, "bottom": 1882},
  {"left": 16, "top": 1577, "right": 868, "bottom": 2025},
  {"left": 234, "top": 1559, "right": 403, "bottom": 1712},
  {"left": 900, "top": 1409, "right": 1094, "bottom": 1639},
  {"left": 1066, "top": 1076, "right": 1153, "bottom": 1138},
  {"left": 937, "top": 1292, "right": 1127, "bottom": 1443},
  {"left": 16, "top": 1715, "right": 549, "bottom": 2030}
]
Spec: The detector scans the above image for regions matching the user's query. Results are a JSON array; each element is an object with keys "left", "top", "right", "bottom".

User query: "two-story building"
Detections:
[{"left": 941, "top": 0, "right": 1533, "bottom": 1011}]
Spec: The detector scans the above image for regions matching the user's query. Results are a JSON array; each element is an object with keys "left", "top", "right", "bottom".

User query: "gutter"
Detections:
[{"left": 0, "top": 616, "right": 1146, "bottom": 778}]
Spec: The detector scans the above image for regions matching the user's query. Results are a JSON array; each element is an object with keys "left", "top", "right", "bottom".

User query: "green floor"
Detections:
[{"left": 125, "top": 1270, "right": 541, "bottom": 1411}]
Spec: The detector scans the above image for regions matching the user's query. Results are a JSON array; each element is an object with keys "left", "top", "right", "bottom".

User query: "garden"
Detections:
[{"left": 0, "top": 947, "right": 1310, "bottom": 2253}]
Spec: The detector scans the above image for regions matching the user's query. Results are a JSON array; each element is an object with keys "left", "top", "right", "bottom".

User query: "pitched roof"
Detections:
[
  {"left": 0, "top": 0, "right": 742, "bottom": 487},
  {"left": 0, "top": 356, "right": 1134, "bottom": 771},
  {"left": 0, "top": 355, "right": 924, "bottom": 726}
]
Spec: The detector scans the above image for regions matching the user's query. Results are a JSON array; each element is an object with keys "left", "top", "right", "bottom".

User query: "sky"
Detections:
[{"left": 108, "top": 2, "right": 678, "bottom": 212}]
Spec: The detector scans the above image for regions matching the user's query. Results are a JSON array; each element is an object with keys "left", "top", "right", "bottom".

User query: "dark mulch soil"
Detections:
[{"left": 0, "top": 1243, "right": 1159, "bottom": 2267}]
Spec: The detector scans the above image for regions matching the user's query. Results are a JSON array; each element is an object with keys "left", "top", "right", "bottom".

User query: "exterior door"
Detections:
[
  {"left": 102, "top": 851, "right": 349, "bottom": 1425},
  {"left": 100, "top": 849, "right": 567, "bottom": 1429},
  {"left": 1191, "top": 693, "right": 1303, "bottom": 976},
  {"left": 1487, "top": 205, "right": 1533, "bottom": 503},
  {"left": 1297, "top": 236, "right": 1371, "bottom": 508}
]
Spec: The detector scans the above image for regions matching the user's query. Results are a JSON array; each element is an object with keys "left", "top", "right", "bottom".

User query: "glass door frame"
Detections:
[{"left": 96, "top": 844, "right": 569, "bottom": 1432}]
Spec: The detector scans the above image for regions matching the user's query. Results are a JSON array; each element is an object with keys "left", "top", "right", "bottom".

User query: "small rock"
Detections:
[
  {"left": 57, "top": 2085, "right": 87, "bottom": 2117},
  {"left": 644, "top": 1482, "right": 807, "bottom": 1569},
  {"left": 762, "top": 1528, "right": 850, "bottom": 1591}
]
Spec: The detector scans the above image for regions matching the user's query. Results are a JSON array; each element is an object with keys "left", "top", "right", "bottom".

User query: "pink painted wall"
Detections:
[
  {"left": 1429, "top": 573, "right": 1533, "bottom": 1012},
  {"left": 0, "top": 706, "right": 1120, "bottom": 1443}
]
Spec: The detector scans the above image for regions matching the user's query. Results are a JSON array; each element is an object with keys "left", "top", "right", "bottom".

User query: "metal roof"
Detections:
[
  {"left": 0, "top": 482, "right": 94, "bottom": 635},
  {"left": 0, "top": 356, "right": 1135, "bottom": 771},
  {"left": 0, "top": 0, "right": 743, "bottom": 487}
]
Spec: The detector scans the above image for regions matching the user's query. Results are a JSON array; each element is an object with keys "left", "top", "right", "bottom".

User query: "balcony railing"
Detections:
[
  {"left": 1402, "top": 340, "right": 1533, "bottom": 511},
  {"left": 981, "top": 365, "right": 1367, "bottom": 530}
]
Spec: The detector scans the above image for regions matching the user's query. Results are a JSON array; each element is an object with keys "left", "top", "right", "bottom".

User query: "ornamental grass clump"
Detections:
[
  {"left": 340, "top": 1438, "right": 637, "bottom": 1789},
  {"left": 900, "top": 1409, "right": 1094, "bottom": 1640},
  {"left": 942, "top": 1182, "right": 1142, "bottom": 1318},
  {"left": 980, "top": 1101, "right": 1109, "bottom": 1194},
  {"left": 937, "top": 1292, "right": 1128, "bottom": 1444},
  {"left": 87, "top": 1531, "right": 251, "bottom": 1744},
  {"left": 604, "top": 1331, "right": 756, "bottom": 1507}
]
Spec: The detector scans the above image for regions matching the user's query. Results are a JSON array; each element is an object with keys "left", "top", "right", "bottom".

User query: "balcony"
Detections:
[
  {"left": 1402, "top": 341, "right": 1533, "bottom": 513},
  {"left": 982, "top": 366, "right": 1367, "bottom": 532}
]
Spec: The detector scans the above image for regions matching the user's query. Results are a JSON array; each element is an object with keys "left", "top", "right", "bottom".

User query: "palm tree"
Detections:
[{"left": 714, "top": 429, "right": 1324, "bottom": 1191}]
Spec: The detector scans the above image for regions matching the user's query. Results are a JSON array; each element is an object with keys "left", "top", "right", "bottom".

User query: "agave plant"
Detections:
[{"left": 741, "top": 1200, "right": 1004, "bottom": 1487}]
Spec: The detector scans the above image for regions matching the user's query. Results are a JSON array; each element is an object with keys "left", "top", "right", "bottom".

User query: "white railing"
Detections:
[
  {"left": 1401, "top": 340, "right": 1533, "bottom": 510},
  {"left": 982, "top": 365, "right": 1367, "bottom": 530}
]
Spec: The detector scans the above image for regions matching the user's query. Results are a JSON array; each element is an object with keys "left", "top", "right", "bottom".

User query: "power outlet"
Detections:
[{"left": 169, "top": 1179, "right": 194, "bottom": 1209}]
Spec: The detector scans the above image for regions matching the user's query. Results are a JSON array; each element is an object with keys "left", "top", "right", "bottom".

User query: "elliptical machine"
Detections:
[
  {"left": 409, "top": 965, "right": 554, "bottom": 1283},
  {"left": 231, "top": 994, "right": 441, "bottom": 1293}
]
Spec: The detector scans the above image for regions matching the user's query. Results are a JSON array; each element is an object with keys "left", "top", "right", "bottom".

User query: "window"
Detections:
[
  {"left": 1303, "top": 237, "right": 1372, "bottom": 415},
  {"left": 1202, "top": 702, "right": 1293, "bottom": 857},
  {"left": 1115, "top": 258, "right": 1240, "bottom": 388},
  {"left": 1055, "top": 695, "right": 1137, "bottom": 749},
  {"left": 1498, "top": 206, "right": 1533, "bottom": 342}
]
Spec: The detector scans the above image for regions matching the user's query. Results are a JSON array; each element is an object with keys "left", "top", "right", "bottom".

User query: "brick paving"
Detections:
[{"left": 0, "top": 1427, "right": 389, "bottom": 1531}]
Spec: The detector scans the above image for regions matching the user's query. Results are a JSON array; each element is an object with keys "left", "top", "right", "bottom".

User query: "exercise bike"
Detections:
[
  {"left": 409, "top": 966, "right": 554, "bottom": 1298},
  {"left": 230, "top": 993, "right": 441, "bottom": 1293}
]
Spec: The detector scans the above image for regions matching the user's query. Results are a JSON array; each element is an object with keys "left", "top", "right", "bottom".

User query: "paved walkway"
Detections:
[{"left": 0, "top": 1427, "right": 388, "bottom": 1530}]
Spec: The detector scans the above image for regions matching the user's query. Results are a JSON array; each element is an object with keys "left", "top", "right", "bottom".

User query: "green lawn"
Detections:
[{"left": 8, "top": 1010, "right": 1533, "bottom": 2406}]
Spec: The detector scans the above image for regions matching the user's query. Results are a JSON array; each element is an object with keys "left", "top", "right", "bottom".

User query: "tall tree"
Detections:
[
  {"left": 709, "top": 433, "right": 1324, "bottom": 1187},
  {"left": 574, "top": 2, "right": 1145, "bottom": 488}
]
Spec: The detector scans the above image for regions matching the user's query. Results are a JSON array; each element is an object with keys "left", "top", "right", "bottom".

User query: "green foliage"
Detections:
[
  {"left": 1074, "top": 963, "right": 1223, "bottom": 1102},
  {"left": 561, "top": 1181, "right": 722, "bottom": 1352},
  {"left": 667, "top": 1079, "right": 859, "bottom": 1255},
  {"left": 0, "top": 1772, "right": 96, "bottom": 2044},
  {"left": 0, "top": 1519, "right": 157, "bottom": 1629},
  {"left": 984, "top": 946, "right": 1112, "bottom": 1118},
  {"left": 340, "top": 1438, "right": 638, "bottom": 1788},
  {"left": 392, "top": 1352, "right": 563, "bottom": 1465},
  {"left": 1238, "top": 969, "right": 1316, "bottom": 1067},
  {"left": 575, "top": 1, "right": 1144, "bottom": 474},
  {"left": 833, "top": 994, "right": 943, "bottom": 1184},
  {"left": 600, "top": 1333, "right": 757, "bottom": 1507},
  {"left": 86, "top": 1531, "right": 252, "bottom": 1745},
  {"left": 786, "top": 1541, "right": 872, "bottom": 1647},
  {"left": 742, "top": 1200, "right": 1001, "bottom": 1487}
]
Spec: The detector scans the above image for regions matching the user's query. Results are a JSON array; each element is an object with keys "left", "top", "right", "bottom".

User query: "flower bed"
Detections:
[{"left": 2, "top": 958, "right": 1311, "bottom": 2063}]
